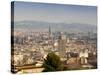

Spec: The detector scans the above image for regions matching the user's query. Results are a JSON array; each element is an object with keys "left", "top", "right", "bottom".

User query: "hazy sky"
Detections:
[{"left": 14, "top": 1, "right": 97, "bottom": 25}]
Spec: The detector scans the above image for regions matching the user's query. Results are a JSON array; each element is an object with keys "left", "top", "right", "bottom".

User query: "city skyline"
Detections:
[{"left": 11, "top": 1, "right": 97, "bottom": 73}]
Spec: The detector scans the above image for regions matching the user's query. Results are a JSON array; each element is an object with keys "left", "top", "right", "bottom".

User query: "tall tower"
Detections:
[
  {"left": 58, "top": 32, "right": 66, "bottom": 58},
  {"left": 48, "top": 26, "right": 51, "bottom": 39},
  {"left": 88, "top": 31, "right": 91, "bottom": 39}
]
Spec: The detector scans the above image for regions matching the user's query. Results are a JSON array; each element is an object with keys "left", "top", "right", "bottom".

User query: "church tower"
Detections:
[{"left": 48, "top": 26, "right": 51, "bottom": 39}]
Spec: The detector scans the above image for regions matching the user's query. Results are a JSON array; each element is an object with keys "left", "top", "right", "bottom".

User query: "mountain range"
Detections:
[{"left": 13, "top": 21, "right": 97, "bottom": 33}]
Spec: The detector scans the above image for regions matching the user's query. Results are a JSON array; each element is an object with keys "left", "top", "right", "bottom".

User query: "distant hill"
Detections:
[{"left": 13, "top": 21, "right": 97, "bottom": 33}]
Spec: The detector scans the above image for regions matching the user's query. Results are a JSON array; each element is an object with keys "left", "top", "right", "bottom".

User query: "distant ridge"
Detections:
[{"left": 14, "top": 21, "right": 97, "bottom": 33}]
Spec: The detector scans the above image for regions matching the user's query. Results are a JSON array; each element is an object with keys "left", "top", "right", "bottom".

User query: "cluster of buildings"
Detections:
[{"left": 11, "top": 27, "right": 97, "bottom": 72}]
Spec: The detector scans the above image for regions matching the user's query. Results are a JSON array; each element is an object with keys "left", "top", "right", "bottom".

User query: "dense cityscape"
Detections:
[
  {"left": 11, "top": 1, "right": 97, "bottom": 74},
  {"left": 11, "top": 26, "right": 97, "bottom": 73}
]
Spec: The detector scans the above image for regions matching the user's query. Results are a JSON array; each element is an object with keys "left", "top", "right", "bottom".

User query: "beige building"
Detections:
[
  {"left": 79, "top": 49, "right": 88, "bottom": 64},
  {"left": 58, "top": 32, "right": 66, "bottom": 58}
]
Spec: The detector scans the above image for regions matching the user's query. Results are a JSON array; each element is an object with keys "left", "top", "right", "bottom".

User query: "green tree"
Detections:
[{"left": 42, "top": 52, "right": 64, "bottom": 72}]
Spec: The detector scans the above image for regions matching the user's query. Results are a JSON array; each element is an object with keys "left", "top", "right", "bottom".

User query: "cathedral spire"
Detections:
[{"left": 49, "top": 26, "right": 51, "bottom": 38}]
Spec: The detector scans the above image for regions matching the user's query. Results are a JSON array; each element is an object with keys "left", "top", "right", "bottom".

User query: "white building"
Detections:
[
  {"left": 79, "top": 49, "right": 89, "bottom": 64},
  {"left": 13, "top": 54, "right": 23, "bottom": 66}
]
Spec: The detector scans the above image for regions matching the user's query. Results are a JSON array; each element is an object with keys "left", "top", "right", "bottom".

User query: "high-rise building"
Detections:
[{"left": 58, "top": 32, "right": 66, "bottom": 58}]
